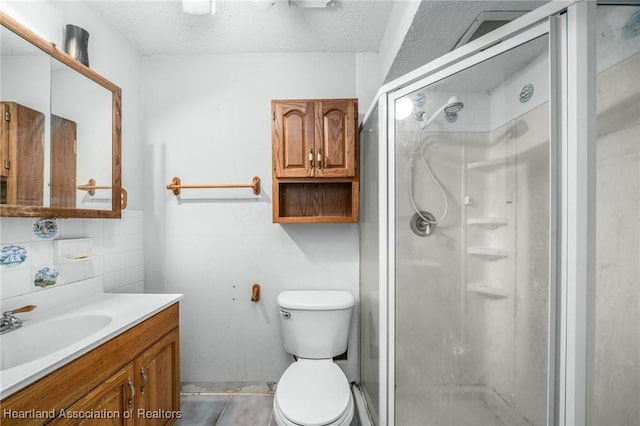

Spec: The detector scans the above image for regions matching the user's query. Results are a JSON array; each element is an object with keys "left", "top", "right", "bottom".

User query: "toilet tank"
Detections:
[{"left": 277, "top": 290, "right": 354, "bottom": 359}]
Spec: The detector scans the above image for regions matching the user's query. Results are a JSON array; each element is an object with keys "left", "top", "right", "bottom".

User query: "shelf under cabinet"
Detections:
[
  {"left": 467, "top": 283, "right": 510, "bottom": 299},
  {"left": 274, "top": 181, "right": 358, "bottom": 223}
]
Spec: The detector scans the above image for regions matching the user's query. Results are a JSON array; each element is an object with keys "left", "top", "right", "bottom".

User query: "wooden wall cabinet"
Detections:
[
  {"left": 1, "top": 304, "right": 180, "bottom": 426},
  {"left": 51, "top": 114, "right": 77, "bottom": 208},
  {"left": 0, "top": 101, "right": 45, "bottom": 206},
  {"left": 272, "top": 98, "right": 359, "bottom": 223}
]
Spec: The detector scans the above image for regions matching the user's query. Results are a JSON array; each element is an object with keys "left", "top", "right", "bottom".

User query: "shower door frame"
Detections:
[{"left": 361, "top": 1, "right": 597, "bottom": 425}]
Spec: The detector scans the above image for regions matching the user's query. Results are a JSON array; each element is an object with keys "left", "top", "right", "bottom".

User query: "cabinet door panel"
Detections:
[
  {"left": 272, "top": 101, "right": 314, "bottom": 177},
  {"left": 135, "top": 330, "right": 180, "bottom": 426},
  {"left": 315, "top": 100, "right": 356, "bottom": 178},
  {"left": 52, "top": 364, "right": 135, "bottom": 426},
  {"left": 0, "top": 102, "right": 44, "bottom": 205},
  {"left": 51, "top": 114, "right": 77, "bottom": 208}
]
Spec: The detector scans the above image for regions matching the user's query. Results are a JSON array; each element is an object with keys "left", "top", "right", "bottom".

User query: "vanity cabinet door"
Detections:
[
  {"left": 52, "top": 363, "right": 135, "bottom": 426},
  {"left": 134, "top": 330, "right": 180, "bottom": 426}
]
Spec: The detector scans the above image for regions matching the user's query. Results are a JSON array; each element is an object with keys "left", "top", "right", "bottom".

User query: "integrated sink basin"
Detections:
[
  {"left": 1, "top": 314, "right": 112, "bottom": 370},
  {"left": 0, "top": 277, "right": 183, "bottom": 400}
]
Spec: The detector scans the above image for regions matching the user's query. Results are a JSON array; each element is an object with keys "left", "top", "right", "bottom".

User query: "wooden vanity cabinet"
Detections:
[
  {"left": 52, "top": 364, "right": 136, "bottom": 426},
  {"left": 272, "top": 98, "right": 359, "bottom": 223},
  {"left": 1, "top": 304, "right": 180, "bottom": 426},
  {"left": 134, "top": 330, "right": 180, "bottom": 426},
  {"left": 0, "top": 101, "right": 45, "bottom": 206}
]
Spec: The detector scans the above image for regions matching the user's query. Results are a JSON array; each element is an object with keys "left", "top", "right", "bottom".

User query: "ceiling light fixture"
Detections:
[{"left": 182, "top": 0, "right": 216, "bottom": 15}]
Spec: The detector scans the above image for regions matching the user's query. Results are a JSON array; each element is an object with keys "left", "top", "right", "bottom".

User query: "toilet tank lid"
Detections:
[{"left": 278, "top": 291, "right": 354, "bottom": 310}]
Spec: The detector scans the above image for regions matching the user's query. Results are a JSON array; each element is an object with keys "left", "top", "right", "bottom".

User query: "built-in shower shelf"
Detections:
[
  {"left": 467, "top": 158, "right": 506, "bottom": 171},
  {"left": 467, "top": 247, "right": 509, "bottom": 258},
  {"left": 467, "top": 217, "right": 509, "bottom": 227},
  {"left": 467, "top": 283, "right": 509, "bottom": 299}
]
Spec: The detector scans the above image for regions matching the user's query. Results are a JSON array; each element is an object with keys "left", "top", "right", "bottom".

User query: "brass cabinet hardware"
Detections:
[
  {"left": 127, "top": 377, "right": 134, "bottom": 407},
  {"left": 140, "top": 367, "right": 147, "bottom": 394}
]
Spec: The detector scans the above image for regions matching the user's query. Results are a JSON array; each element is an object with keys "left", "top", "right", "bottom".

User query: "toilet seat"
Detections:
[
  {"left": 274, "top": 359, "right": 353, "bottom": 426},
  {"left": 273, "top": 394, "right": 354, "bottom": 426}
]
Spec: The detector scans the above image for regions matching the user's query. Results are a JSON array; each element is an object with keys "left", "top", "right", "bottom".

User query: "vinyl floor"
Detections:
[{"left": 175, "top": 394, "right": 275, "bottom": 426}]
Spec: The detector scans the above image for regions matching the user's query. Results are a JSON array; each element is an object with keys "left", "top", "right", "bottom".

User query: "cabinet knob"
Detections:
[{"left": 316, "top": 149, "right": 323, "bottom": 169}]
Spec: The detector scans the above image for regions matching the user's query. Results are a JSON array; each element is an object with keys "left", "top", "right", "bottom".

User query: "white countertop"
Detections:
[{"left": 0, "top": 278, "right": 182, "bottom": 399}]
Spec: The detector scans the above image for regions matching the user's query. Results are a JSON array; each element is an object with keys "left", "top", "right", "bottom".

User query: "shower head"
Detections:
[
  {"left": 422, "top": 95, "right": 464, "bottom": 127},
  {"left": 444, "top": 96, "right": 464, "bottom": 115}
]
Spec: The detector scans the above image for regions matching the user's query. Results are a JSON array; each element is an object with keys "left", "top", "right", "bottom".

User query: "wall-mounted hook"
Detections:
[{"left": 251, "top": 283, "right": 261, "bottom": 302}]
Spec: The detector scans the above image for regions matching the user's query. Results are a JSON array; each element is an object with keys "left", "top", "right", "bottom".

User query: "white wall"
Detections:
[{"left": 142, "top": 52, "right": 360, "bottom": 387}]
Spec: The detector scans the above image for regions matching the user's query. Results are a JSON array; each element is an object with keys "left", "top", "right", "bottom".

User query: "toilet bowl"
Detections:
[
  {"left": 273, "top": 359, "right": 354, "bottom": 426},
  {"left": 274, "top": 291, "right": 355, "bottom": 426}
]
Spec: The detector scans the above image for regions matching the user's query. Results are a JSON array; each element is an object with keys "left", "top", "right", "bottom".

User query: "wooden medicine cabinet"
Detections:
[
  {"left": 272, "top": 99, "right": 359, "bottom": 223},
  {"left": 0, "top": 12, "right": 122, "bottom": 218}
]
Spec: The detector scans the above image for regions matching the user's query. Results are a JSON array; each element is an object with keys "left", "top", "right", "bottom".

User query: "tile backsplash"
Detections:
[{"left": 0, "top": 210, "right": 144, "bottom": 300}]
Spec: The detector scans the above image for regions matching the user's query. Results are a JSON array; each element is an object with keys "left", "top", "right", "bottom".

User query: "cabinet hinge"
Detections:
[
  {"left": 273, "top": 160, "right": 276, "bottom": 170},
  {"left": 272, "top": 111, "right": 276, "bottom": 121},
  {"left": 4, "top": 160, "right": 11, "bottom": 170},
  {"left": 4, "top": 111, "right": 10, "bottom": 122}
]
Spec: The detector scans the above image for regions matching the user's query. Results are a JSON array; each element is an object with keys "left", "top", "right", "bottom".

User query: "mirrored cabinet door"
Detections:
[
  {"left": 51, "top": 58, "right": 113, "bottom": 210},
  {"left": 0, "top": 11, "right": 122, "bottom": 218},
  {"left": 0, "top": 23, "right": 51, "bottom": 207}
]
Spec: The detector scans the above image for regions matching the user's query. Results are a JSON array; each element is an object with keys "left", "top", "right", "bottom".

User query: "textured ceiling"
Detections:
[
  {"left": 82, "top": 0, "right": 553, "bottom": 88},
  {"left": 83, "top": 0, "right": 395, "bottom": 55},
  {"left": 385, "top": 0, "right": 550, "bottom": 82}
]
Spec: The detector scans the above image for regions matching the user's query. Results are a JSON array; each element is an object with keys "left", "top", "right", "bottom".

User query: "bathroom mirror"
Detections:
[{"left": 0, "top": 11, "right": 122, "bottom": 218}]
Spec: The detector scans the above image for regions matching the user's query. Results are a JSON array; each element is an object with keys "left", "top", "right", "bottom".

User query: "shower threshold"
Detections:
[{"left": 395, "top": 385, "right": 532, "bottom": 426}]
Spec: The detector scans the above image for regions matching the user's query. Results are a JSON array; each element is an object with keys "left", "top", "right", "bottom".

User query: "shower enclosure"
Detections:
[{"left": 359, "top": 2, "right": 639, "bottom": 425}]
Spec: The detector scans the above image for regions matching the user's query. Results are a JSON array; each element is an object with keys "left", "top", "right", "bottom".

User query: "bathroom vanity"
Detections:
[{"left": 0, "top": 281, "right": 182, "bottom": 426}]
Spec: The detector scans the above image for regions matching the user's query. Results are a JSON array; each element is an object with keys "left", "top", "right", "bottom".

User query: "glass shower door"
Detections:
[
  {"left": 392, "top": 35, "right": 552, "bottom": 426},
  {"left": 588, "top": 5, "right": 640, "bottom": 425}
]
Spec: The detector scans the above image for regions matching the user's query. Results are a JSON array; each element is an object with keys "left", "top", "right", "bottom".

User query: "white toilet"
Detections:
[{"left": 274, "top": 290, "right": 355, "bottom": 426}]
